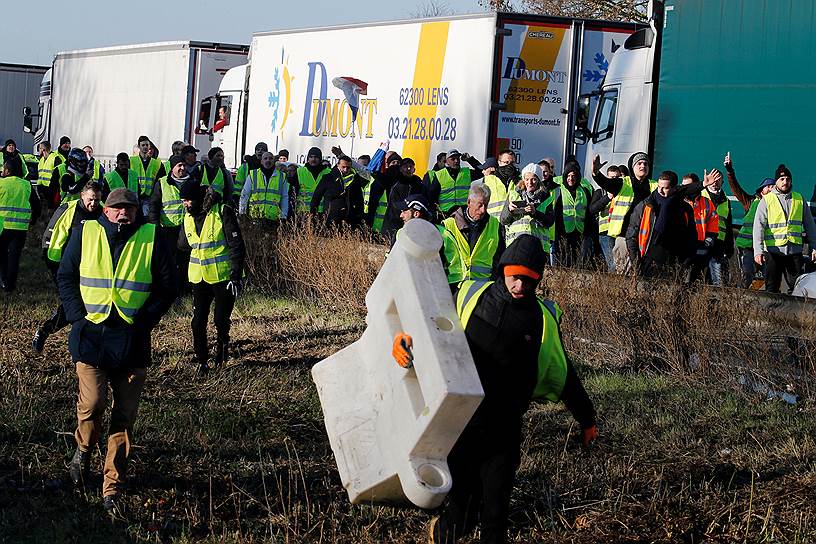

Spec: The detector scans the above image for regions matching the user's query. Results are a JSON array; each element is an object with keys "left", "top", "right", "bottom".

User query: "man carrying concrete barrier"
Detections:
[{"left": 393, "top": 234, "right": 598, "bottom": 543}]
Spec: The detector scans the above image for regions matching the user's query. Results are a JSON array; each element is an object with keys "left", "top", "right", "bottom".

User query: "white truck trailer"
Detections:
[
  {"left": 0, "top": 63, "right": 49, "bottom": 152},
  {"left": 199, "top": 13, "right": 643, "bottom": 173},
  {"left": 23, "top": 41, "right": 248, "bottom": 162}
]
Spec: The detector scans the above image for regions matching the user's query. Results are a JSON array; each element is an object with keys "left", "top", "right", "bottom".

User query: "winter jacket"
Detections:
[
  {"left": 56, "top": 214, "right": 179, "bottom": 369},
  {"left": 310, "top": 168, "right": 366, "bottom": 227},
  {"left": 626, "top": 191, "right": 696, "bottom": 277},
  {"left": 383, "top": 174, "right": 427, "bottom": 235}
]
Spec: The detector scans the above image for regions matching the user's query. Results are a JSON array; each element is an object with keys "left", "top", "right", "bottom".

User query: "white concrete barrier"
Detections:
[{"left": 311, "top": 219, "right": 484, "bottom": 509}]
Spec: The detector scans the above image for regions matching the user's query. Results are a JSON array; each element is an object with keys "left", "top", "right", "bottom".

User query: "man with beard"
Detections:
[
  {"left": 295, "top": 147, "right": 332, "bottom": 213},
  {"left": 310, "top": 155, "right": 366, "bottom": 229},
  {"left": 233, "top": 142, "right": 268, "bottom": 205},
  {"left": 382, "top": 157, "right": 426, "bottom": 237},
  {"left": 33, "top": 181, "right": 103, "bottom": 352}
]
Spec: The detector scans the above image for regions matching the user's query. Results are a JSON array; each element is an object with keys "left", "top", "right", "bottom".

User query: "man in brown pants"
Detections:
[{"left": 56, "top": 188, "right": 178, "bottom": 515}]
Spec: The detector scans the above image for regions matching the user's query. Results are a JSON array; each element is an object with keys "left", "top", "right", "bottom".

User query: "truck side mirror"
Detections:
[
  {"left": 23, "top": 114, "right": 33, "bottom": 134},
  {"left": 573, "top": 128, "right": 588, "bottom": 146},
  {"left": 23, "top": 106, "right": 31, "bottom": 116}
]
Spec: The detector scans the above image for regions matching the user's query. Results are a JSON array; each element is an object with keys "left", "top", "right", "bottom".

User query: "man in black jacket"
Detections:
[
  {"left": 383, "top": 157, "right": 426, "bottom": 237},
  {"left": 57, "top": 188, "right": 178, "bottom": 515},
  {"left": 177, "top": 181, "right": 245, "bottom": 374},
  {"left": 310, "top": 155, "right": 366, "bottom": 229},
  {"left": 394, "top": 235, "right": 597, "bottom": 543}
]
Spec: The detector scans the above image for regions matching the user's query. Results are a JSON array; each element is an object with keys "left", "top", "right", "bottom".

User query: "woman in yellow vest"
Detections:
[
  {"left": 0, "top": 156, "right": 41, "bottom": 292},
  {"left": 752, "top": 164, "right": 816, "bottom": 294},
  {"left": 392, "top": 234, "right": 597, "bottom": 543},
  {"left": 55, "top": 187, "right": 178, "bottom": 515},
  {"left": 177, "top": 181, "right": 245, "bottom": 375},
  {"left": 500, "top": 162, "right": 553, "bottom": 256}
]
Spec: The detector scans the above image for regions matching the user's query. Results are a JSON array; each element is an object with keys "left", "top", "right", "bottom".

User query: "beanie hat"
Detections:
[
  {"left": 630, "top": 152, "right": 649, "bottom": 165},
  {"left": 179, "top": 180, "right": 205, "bottom": 201},
  {"left": 775, "top": 164, "right": 792, "bottom": 180},
  {"left": 521, "top": 163, "right": 543, "bottom": 179},
  {"left": 499, "top": 234, "right": 546, "bottom": 280},
  {"left": 307, "top": 146, "right": 322, "bottom": 159},
  {"left": 563, "top": 161, "right": 582, "bottom": 180}
]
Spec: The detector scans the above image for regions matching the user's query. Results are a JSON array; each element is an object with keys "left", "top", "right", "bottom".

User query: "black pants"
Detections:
[
  {"left": 191, "top": 280, "right": 235, "bottom": 362},
  {"left": 0, "top": 229, "right": 27, "bottom": 292},
  {"left": 39, "top": 266, "right": 69, "bottom": 335},
  {"left": 434, "top": 423, "right": 522, "bottom": 544},
  {"left": 161, "top": 226, "right": 190, "bottom": 292},
  {"left": 764, "top": 252, "right": 803, "bottom": 294}
]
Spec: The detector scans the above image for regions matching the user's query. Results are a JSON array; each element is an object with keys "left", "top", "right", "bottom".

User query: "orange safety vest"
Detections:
[
  {"left": 690, "top": 197, "right": 718, "bottom": 242},
  {"left": 638, "top": 205, "right": 652, "bottom": 257}
]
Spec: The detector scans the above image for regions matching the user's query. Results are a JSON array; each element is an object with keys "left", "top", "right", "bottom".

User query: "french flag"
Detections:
[{"left": 332, "top": 76, "right": 368, "bottom": 122}]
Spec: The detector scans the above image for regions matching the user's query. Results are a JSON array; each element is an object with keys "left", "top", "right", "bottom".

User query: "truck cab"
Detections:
[
  {"left": 576, "top": 17, "right": 658, "bottom": 176},
  {"left": 196, "top": 64, "right": 247, "bottom": 171},
  {"left": 22, "top": 68, "right": 52, "bottom": 153}
]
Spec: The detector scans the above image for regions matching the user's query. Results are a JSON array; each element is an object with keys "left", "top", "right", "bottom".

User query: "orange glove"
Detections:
[
  {"left": 582, "top": 425, "right": 599, "bottom": 447},
  {"left": 392, "top": 333, "right": 413, "bottom": 368}
]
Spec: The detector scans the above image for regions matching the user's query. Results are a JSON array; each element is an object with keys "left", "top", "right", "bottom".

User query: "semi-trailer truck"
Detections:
[
  {"left": 0, "top": 63, "right": 49, "bottom": 152},
  {"left": 199, "top": 13, "right": 644, "bottom": 173},
  {"left": 23, "top": 41, "right": 249, "bottom": 163}
]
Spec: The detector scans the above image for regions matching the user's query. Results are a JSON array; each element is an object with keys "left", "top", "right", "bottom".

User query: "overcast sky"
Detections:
[{"left": 3, "top": 0, "right": 485, "bottom": 66}]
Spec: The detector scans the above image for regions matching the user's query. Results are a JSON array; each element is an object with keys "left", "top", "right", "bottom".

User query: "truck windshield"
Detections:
[{"left": 593, "top": 89, "right": 618, "bottom": 143}]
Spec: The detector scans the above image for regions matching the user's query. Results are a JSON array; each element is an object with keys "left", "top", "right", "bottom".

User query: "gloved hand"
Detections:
[
  {"left": 582, "top": 424, "right": 599, "bottom": 447},
  {"left": 460, "top": 152, "right": 471, "bottom": 161},
  {"left": 226, "top": 279, "right": 242, "bottom": 298},
  {"left": 392, "top": 332, "right": 413, "bottom": 368}
]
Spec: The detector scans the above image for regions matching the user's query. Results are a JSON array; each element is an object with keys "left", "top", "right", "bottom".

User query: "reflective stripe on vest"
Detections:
[
  {"left": 234, "top": 162, "right": 250, "bottom": 194},
  {"left": 692, "top": 196, "right": 718, "bottom": 242},
  {"left": 763, "top": 191, "right": 804, "bottom": 247},
  {"left": 296, "top": 166, "right": 331, "bottom": 212},
  {"left": 159, "top": 177, "right": 184, "bottom": 227},
  {"left": 185, "top": 203, "right": 231, "bottom": 284},
  {"left": 46, "top": 200, "right": 79, "bottom": 262},
  {"left": 0, "top": 176, "right": 32, "bottom": 231},
  {"left": 736, "top": 198, "right": 760, "bottom": 249},
  {"left": 37, "top": 152, "right": 59, "bottom": 186},
  {"left": 79, "top": 221, "right": 155, "bottom": 324},
  {"left": 482, "top": 175, "right": 508, "bottom": 219},
  {"left": 455, "top": 280, "right": 567, "bottom": 403},
  {"left": 702, "top": 189, "right": 731, "bottom": 241},
  {"left": 505, "top": 187, "right": 551, "bottom": 253},
  {"left": 105, "top": 169, "right": 139, "bottom": 193},
  {"left": 434, "top": 168, "right": 471, "bottom": 212},
  {"left": 638, "top": 205, "right": 652, "bottom": 257},
  {"left": 441, "top": 215, "right": 500, "bottom": 280},
  {"left": 248, "top": 168, "right": 286, "bottom": 220},
  {"left": 363, "top": 180, "right": 387, "bottom": 232},
  {"left": 555, "top": 186, "right": 588, "bottom": 234},
  {"left": 129, "top": 156, "right": 161, "bottom": 197},
  {"left": 201, "top": 166, "right": 225, "bottom": 196},
  {"left": 607, "top": 177, "right": 657, "bottom": 237}
]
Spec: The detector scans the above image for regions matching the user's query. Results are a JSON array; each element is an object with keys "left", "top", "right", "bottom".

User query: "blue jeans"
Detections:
[
  {"left": 599, "top": 235, "right": 615, "bottom": 272},
  {"left": 708, "top": 254, "right": 729, "bottom": 286}
]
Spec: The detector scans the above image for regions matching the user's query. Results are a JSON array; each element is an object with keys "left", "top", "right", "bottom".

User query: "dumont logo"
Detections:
[
  {"left": 298, "top": 61, "right": 378, "bottom": 138},
  {"left": 502, "top": 57, "right": 567, "bottom": 83},
  {"left": 527, "top": 31, "right": 554, "bottom": 40}
]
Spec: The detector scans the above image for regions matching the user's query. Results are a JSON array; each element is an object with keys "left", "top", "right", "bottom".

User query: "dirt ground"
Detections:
[{"left": 1, "top": 234, "right": 815, "bottom": 543}]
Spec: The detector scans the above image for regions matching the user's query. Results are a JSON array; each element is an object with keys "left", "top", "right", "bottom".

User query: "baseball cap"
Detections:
[
  {"left": 480, "top": 157, "right": 498, "bottom": 170},
  {"left": 756, "top": 177, "right": 776, "bottom": 193},
  {"left": 446, "top": 149, "right": 461, "bottom": 159},
  {"left": 181, "top": 145, "right": 199, "bottom": 155},
  {"left": 396, "top": 194, "right": 431, "bottom": 215}
]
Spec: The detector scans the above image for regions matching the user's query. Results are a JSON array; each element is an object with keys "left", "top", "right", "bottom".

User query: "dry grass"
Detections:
[{"left": 1, "top": 225, "right": 815, "bottom": 542}]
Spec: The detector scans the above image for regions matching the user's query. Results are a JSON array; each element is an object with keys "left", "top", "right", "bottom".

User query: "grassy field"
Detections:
[{"left": 1, "top": 229, "right": 815, "bottom": 543}]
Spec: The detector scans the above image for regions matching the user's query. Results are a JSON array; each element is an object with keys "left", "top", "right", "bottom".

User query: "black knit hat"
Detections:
[
  {"left": 179, "top": 180, "right": 205, "bottom": 201},
  {"left": 775, "top": 164, "right": 792, "bottom": 180},
  {"left": 499, "top": 234, "right": 547, "bottom": 278}
]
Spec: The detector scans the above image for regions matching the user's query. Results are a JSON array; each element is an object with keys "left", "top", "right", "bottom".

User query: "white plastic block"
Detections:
[{"left": 311, "top": 219, "right": 484, "bottom": 509}]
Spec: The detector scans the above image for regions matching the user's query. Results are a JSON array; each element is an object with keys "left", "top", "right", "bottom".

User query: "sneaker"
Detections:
[
  {"left": 69, "top": 448, "right": 90, "bottom": 486},
  {"left": 214, "top": 342, "right": 230, "bottom": 366},
  {"left": 103, "top": 494, "right": 125, "bottom": 517},
  {"left": 32, "top": 328, "right": 48, "bottom": 353},
  {"left": 197, "top": 362, "right": 210, "bottom": 376}
]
